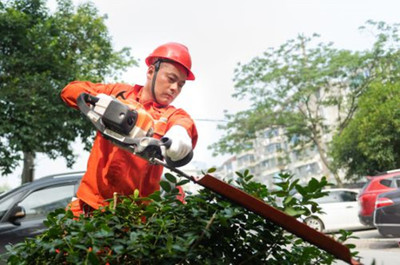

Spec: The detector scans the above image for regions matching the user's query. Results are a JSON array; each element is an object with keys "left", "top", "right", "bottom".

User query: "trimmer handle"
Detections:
[
  {"left": 161, "top": 137, "right": 193, "bottom": 168},
  {"left": 76, "top": 92, "right": 108, "bottom": 134},
  {"left": 76, "top": 93, "right": 99, "bottom": 113}
]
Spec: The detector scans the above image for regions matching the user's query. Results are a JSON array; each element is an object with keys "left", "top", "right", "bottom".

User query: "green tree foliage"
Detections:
[
  {"left": 211, "top": 34, "right": 371, "bottom": 185},
  {"left": 331, "top": 81, "right": 400, "bottom": 179},
  {"left": 211, "top": 20, "right": 400, "bottom": 184},
  {"left": 0, "top": 0, "right": 136, "bottom": 182},
  {"left": 330, "top": 21, "right": 400, "bottom": 179},
  {"left": 3, "top": 171, "right": 358, "bottom": 264}
]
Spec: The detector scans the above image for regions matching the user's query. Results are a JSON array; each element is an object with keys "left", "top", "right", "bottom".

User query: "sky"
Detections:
[{"left": 2, "top": 0, "right": 400, "bottom": 189}]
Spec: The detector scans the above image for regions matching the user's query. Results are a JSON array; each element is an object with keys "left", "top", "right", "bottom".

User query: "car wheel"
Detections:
[{"left": 304, "top": 217, "right": 324, "bottom": 232}]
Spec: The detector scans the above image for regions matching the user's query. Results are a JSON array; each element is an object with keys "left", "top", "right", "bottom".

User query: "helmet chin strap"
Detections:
[{"left": 150, "top": 60, "right": 162, "bottom": 105}]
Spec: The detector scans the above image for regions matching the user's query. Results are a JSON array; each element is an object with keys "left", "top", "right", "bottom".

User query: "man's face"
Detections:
[{"left": 152, "top": 62, "right": 188, "bottom": 106}]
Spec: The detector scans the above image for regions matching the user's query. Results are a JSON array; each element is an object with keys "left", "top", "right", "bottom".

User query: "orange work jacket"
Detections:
[{"left": 60, "top": 81, "right": 198, "bottom": 209}]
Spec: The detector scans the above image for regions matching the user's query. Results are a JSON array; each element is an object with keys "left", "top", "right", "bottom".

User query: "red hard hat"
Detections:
[{"left": 145, "top": 42, "right": 195, "bottom": 80}]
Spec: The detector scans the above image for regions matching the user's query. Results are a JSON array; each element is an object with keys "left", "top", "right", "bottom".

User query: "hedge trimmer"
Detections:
[{"left": 77, "top": 92, "right": 360, "bottom": 265}]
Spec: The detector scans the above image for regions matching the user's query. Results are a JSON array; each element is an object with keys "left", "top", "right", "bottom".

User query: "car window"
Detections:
[
  {"left": 17, "top": 185, "right": 75, "bottom": 221},
  {"left": 315, "top": 191, "right": 340, "bottom": 203},
  {"left": 339, "top": 191, "right": 357, "bottom": 202},
  {"left": 394, "top": 178, "right": 400, "bottom": 188},
  {"left": 315, "top": 190, "right": 357, "bottom": 203},
  {"left": 380, "top": 179, "right": 392, "bottom": 187}
]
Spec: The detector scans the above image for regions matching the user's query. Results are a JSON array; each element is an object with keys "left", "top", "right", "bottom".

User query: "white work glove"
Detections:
[{"left": 162, "top": 125, "right": 192, "bottom": 162}]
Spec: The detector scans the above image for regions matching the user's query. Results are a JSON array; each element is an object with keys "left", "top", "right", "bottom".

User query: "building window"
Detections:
[
  {"left": 295, "top": 162, "right": 321, "bottom": 177},
  {"left": 237, "top": 154, "right": 255, "bottom": 167},
  {"left": 260, "top": 158, "right": 277, "bottom": 170},
  {"left": 264, "top": 128, "right": 279, "bottom": 139},
  {"left": 265, "top": 143, "right": 281, "bottom": 154}
]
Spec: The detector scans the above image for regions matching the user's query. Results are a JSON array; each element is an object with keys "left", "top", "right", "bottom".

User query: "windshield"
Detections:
[
  {"left": 359, "top": 179, "right": 371, "bottom": 194},
  {"left": 0, "top": 184, "right": 27, "bottom": 201},
  {"left": 0, "top": 189, "right": 24, "bottom": 220}
]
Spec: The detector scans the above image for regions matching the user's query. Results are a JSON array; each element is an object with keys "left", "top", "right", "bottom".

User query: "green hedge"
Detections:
[{"left": 3, "top": 171, "right": 357, "bottom": 264}]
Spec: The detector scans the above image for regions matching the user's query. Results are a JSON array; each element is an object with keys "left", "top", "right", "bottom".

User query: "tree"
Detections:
[
  {"left": 330, "top": 21, "right": 400, "bottom": 179},
  {"left": 331, "top": 81, "right": 400, "bottom": 179},
  {"left": 0, "top": 0, "right": 136, "bottom": 183},
  {"left": 211, "top": 34, "right": 372, "bottom": 185},
  {"left": 210, "top": 21, "right": 400, "bottom": 185}
]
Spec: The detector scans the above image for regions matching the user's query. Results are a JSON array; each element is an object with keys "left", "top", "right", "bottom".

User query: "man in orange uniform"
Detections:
[{"left": 61, "top": 42, "right": 198, "bottom": 216}]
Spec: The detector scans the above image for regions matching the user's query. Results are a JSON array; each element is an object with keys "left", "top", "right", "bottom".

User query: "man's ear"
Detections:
[{"left": 146, "top": 65, "right": 155, "bottom": 80}]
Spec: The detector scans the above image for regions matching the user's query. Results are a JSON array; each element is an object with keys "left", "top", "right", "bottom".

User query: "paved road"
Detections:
[{"left": 334, "top": 229, "right": 400, "bottom": 265}]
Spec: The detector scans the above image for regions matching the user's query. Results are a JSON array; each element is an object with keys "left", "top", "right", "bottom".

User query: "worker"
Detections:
[{"left": 60, "top": 42, "right": 198, "bottom": 216}]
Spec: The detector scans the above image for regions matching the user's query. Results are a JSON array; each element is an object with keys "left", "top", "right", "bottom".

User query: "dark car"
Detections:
[
  {"left": 373, "top": 189, "right": 400, "bottom": 237},
  {"left": 0, "top": 171, "right": 83, "bottom": 255},
  {"left": 358, "top": 169, "right": 400, "bottom": 226}
]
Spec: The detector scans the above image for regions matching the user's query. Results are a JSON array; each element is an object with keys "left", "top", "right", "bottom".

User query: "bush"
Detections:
[{"left": 3, "top": 171, "right": 357, "bottom": 264}]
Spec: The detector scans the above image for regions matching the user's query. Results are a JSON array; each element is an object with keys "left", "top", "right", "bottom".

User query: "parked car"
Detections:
[
  {"left": 373, "top": 189, "right": 400, "bottom": 237},
  {"left": 358, "top": 169, "right": 400, "bottom": 226},
  {"left": 0, "top": 171, "right": 83, "bottom": 255},
  {"left": 303, "top": 188, "right": 367, "bottom": 233}
]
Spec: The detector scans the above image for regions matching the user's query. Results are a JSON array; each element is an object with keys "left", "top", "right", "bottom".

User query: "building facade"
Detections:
[{"left": 216, "top": 126, "right": 330, "bottom": 189}]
